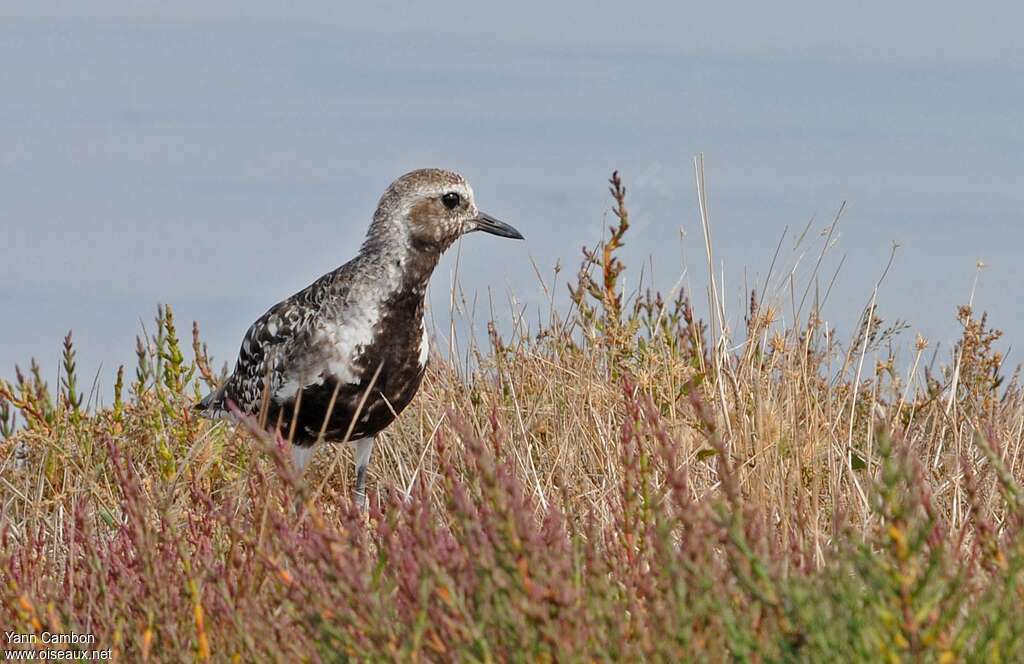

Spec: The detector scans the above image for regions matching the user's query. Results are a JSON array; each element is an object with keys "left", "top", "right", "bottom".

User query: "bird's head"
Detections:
[{"left": 369, "top": 168, "right": 523, "bottom": 255}]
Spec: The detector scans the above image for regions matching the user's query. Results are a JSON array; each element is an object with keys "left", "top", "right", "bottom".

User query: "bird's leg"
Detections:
[
  {"left": 289, "top": 445, "right": 317, "bottom": 523},
  {"left": 290, "top": 443, "right": 316, "bottom": 475},
  {"left": 353, "top": 437, "right": 375, "bottom": 511},
  {"left": 273, "top": 427, "right": 288, "bottom": 452},
  {"left": 273, "top": 428, "right": 300, "bottom": 514}
]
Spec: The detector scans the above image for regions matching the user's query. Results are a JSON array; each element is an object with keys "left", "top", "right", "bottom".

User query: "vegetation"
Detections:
[{"left": 2, "top": 170, "right": 1022, "bottom": 662}]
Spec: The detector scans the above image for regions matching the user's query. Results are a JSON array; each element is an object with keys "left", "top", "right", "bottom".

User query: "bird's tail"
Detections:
[{"left": 193, "top": 387, "right": 226, "bottom": 419}]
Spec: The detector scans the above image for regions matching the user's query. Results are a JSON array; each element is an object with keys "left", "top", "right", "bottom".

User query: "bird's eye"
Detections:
[{"left": 441, "top": 192, "right": 461, "bottom": 210}]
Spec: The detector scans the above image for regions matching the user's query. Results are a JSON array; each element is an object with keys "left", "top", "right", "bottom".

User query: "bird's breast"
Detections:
[{"left": 324, "top": 285, "right": 428, "bottom": 394}]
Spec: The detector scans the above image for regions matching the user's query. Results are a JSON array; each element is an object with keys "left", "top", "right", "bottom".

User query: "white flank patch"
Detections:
[
  {"left": 323, "top": 300, "right": 380, "bottom": 383},
  {"left": 277, "top": 377, "right": 300, "bottom": 396},
  {"left": 418, "top": 321, "right": 430, "bottom": 368},
  {"left": 271, "top": 297, "right": 384, "bottom": 403}
]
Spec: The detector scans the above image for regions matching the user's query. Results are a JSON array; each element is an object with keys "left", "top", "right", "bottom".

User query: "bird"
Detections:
[{"left": 194, "top": 168, "right": 523, "bottom": 508}]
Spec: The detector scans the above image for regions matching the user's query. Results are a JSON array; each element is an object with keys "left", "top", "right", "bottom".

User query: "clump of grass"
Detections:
[{"left": 2, "top": 168, "right": 1023, "bottom": 661}]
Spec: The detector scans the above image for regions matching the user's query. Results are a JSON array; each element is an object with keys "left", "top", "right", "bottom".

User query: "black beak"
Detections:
[{"left": 472, "top": 212, "right": 524, "bottom": 240}]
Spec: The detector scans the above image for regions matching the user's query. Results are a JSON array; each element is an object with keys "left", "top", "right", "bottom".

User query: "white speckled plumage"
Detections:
[{"left": 418, "top": 319, "right": 430, "bottom": 369}]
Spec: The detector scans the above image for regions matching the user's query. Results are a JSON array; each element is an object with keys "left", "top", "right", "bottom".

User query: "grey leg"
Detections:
[
  {"left": 288, "top": 443, "right": 317, "bottom": 520},
  {"left": 353, "top": 437, "right": 375, "bottom": 511},
  {"left": 291, "top": 443, "right": 317, "bottom": 474}
]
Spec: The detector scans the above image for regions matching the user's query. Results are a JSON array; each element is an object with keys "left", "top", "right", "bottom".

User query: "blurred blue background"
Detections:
[{"left": 2, "top": 2, "right": 1022, "bottom": 392}]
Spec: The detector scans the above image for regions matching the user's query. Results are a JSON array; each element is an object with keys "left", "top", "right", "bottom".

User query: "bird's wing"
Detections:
[{"left": 197, "top": 269, "right": 355, "bottom": 415}]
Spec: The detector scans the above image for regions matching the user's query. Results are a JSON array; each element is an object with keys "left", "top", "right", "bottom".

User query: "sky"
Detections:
[{"left": 2, "top": 2, "right": 1022, "bottom": 397}]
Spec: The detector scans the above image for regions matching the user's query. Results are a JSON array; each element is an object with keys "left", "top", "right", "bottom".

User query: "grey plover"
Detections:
[{"left": 195, "top": 168, "right": 523, "bottom": 507}]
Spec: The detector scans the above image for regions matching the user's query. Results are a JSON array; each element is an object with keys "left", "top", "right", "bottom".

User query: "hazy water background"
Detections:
[{"left": 2, "top": 3, "right": 1022, "bottom": 394}]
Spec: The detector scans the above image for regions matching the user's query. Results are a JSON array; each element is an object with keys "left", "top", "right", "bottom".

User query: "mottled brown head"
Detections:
[{"left": 367, "top": 168, "right": 523, "bottom": 256}]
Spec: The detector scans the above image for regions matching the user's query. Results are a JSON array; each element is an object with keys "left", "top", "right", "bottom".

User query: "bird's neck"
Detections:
[
  {"left": 354, "top": 235, "right": 441, "bottom": 306},
  {"left": 358, "top": 209, "right": 453, "bottom": 291},
  {"left": 400, "top": 242, "right": 444, "bottom": 289}
]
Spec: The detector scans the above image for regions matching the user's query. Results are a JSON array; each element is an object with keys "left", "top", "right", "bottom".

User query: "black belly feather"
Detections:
[{"left": 268, "top": 361, "right": 425, "bottom": 446}]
